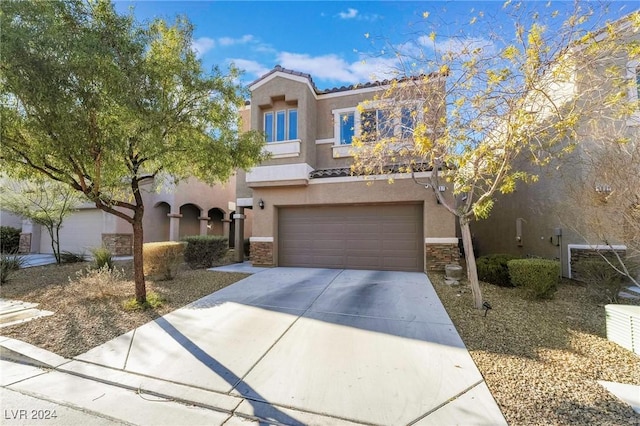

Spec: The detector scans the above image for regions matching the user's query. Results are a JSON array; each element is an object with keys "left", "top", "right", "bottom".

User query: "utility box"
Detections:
[{"left": 605, "top": 305, "right": 640, "bottom": 355}]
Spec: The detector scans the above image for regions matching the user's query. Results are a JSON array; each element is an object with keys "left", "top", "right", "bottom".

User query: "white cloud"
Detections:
[
  {"left": 419, "top": 36, "right": 496, "bottom": 56},
  {"left": 218, "top": 34, "right": 254, "bottom": 47},
  {"left": 337, "top": 8, "right": 380, "bottom": 22},
  {"left": 191, "top": 37, "right": 215, "bottom": 57},
  {"left": 229, "top": 58, "right": 270, "bottom": 79},
  {"left": 338, "top": 8, "right": 358, "bottom": 19},
  {"left": 277, "top": 52, "right": 399, "bottom": 85}
]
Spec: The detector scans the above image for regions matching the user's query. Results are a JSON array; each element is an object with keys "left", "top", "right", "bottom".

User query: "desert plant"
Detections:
[
  {"left": 71, "top": 265, "right": 125, "bottom": 298},
  {"left": 476, "top": 254, "right": 519, "bottom": 287},
  {"left": 60, "top": 251, "right": 87, "bottom": 263},
  {"left": 0, "top": 226, "right": 21, "bottom": 253},
  {"left": 573, "top": 259, "right": 631, "bottom": 303},
  {"left": 91, "top": 247, "right": 113, "bottom": 270},
  {"left": 123, "top": 291, "right": 165, "bottom": 311},
  {"left": 143, "top": 242, "right": 186, "bottom": 280},
  {"left": 508, "top": 259, "right": 561, "bottom": 300},
  {"left": 182, "top": 235, "right": 228, "bottom": 269},
  {"left": 0, "top": 253, "right": 25, "bottom": 284}
]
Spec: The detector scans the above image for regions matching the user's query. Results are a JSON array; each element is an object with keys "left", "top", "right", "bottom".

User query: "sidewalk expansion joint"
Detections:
[
  {"left": 406, "top": 379, "right": 485, "bottom": 425},
  {"left": 123, "top": 328, "right": 136, "bottom": 370}
]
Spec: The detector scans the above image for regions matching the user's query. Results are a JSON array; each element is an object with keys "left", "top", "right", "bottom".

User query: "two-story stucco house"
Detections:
[{"left": 233, "top": 66, "right": 459, "bottom": 272}]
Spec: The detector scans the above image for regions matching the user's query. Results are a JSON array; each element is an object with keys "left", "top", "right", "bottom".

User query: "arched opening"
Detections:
[
  {"left": 147, "top": 202, "right": 171, "bottom": 242},
  {"left": 207, "top": 208, "right": 225, "bottom": 236},
  {"left": 179, "top": 203, "right": 201, "bottom": 238}
]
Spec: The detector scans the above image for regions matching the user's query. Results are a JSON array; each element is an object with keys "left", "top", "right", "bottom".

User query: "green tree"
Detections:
[
  {"left": 0, "top": 0, "right": 266, "bottom": 303},
  {"left": 351, "top": 5, "right": 639, "bottom": 308},
  {"left": 0, "top": 179, "right": 84, "bottom": 264}
]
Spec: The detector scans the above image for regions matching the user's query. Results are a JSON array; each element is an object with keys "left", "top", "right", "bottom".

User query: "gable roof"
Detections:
[{"left": 248, "top": 65, "right": 443, "bottom": 101}]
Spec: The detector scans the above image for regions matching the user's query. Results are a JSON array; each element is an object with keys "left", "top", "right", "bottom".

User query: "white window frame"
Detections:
[{"left": 264, "top": 108, "right": 299, "bottom": 143}]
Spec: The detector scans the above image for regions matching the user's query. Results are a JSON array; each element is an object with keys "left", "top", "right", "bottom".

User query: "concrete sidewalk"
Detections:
[{"left": 1, "top": 267, "right": 506, "bottom": 425}]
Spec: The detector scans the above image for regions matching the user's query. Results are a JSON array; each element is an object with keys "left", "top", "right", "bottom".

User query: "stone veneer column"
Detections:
[
  {"left": 101, "top": 234, "right": 133, "bottom": 256},
  {"left": 250, "top": 237, "right": 274, "bottom": 267},
  {"left": 425, "top": 238, "right": 461, "bottom": 271}
]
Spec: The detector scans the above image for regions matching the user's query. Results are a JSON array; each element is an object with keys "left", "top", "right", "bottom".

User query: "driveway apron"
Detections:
[{"left": 63, "top": 268, "right": 506, "bottom": 425}]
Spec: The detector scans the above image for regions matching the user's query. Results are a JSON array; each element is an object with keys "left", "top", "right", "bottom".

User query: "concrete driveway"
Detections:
[{"left": 4, "top": 267, "right": 506, "bottom": 425}]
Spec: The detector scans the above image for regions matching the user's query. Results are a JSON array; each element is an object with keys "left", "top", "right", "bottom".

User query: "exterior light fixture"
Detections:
[{"left": 258, "top": 199, "right": 265, "bottom": 209}]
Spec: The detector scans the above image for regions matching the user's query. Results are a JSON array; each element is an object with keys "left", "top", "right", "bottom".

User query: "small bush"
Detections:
[
  {"left": 91, "top": 247, "right": 113, "bottom": 270},
  {"left": 182, "top": 235, "right": 228, "bottom": 269},
  {"left": 123, "top": 291, "right": 165, "bottom": 311},
  {"left": 573, "top": 260, "right": 627, "bottom": 303},
  {"left": 143, "top": 241, "right": 185, "bottom": 280},
  {"left": 0, "top": 226, "right": 21, "bottom": 254},
  {"left": 508, "top": 258, "right": 560, "bottom": 300},
  {"left": 60, "top": 251, "right": 88, "bottom": 263},
  {"left": 71, "top": 265, "right": 125, "bottom": 298},
  {"left": 0, "top": 254, "right": 26, "bottom": 284},
  {"left": 476, "top": 254, "right": 519, "bottom": 287}
]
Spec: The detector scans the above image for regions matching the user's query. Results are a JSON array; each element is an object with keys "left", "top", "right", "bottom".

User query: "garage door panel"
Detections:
[{"left": 279, "top": 204, "right": 423, "bottom": 272}]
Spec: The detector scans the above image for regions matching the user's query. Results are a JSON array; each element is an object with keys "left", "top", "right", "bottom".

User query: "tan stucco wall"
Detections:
[
  {"left": 39, "top": 208, "right": 105, "bottom": 254},
  {"left": 249, "top": 176, "right": 455, "bottom": 266}
]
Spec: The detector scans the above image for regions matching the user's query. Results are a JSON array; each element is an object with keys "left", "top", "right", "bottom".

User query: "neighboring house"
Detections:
[
  {"left": 233, "top": 66, "right": 458, "bottom": 272},
  {"left": 471, "top": 16, "right": 640, "bottom": 278},
  {"left": 11, "top": 176, "right": 242, "bottom": 255}
]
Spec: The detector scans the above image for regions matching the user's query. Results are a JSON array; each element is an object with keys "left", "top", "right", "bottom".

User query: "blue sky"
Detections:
[{"left": 114, "top": 1, "right": 638, "bottom": 90}]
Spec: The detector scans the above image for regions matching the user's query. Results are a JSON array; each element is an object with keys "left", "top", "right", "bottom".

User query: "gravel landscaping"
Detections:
[
  {"left": 3, "top": 258, "right": 639, "bottom": 424},
  {"left": 430, "top": 272, "right": 640, "bottom": 425},
  {"left": 0, "top": 260, "right": 247, "bottom": 358}
]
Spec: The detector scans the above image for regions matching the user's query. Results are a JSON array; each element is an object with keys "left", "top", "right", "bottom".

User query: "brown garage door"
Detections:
[{"left": 278, "top": 204, "right": 423, "bottom": 271}]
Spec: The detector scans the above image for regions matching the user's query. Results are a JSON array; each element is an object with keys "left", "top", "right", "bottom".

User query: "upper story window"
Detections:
[
  {"left": 339, "top": 111, "right": 355, "bottom": 145},
  {"left": 333, "top": 102, "right": 424, "bottom": 146},
  {"left": 264, "top": 108, "right": 298, "bottom": 142}
]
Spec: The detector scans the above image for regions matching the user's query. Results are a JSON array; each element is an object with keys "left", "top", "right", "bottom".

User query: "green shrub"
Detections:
[
  {"left": 508, "top": 258, "right": 560, "bottom": 300},
  {"left": 476, "top": 254, "right": 519, "bottom": 287},
  {"left": 143, "top": 241, "right": 185, "bottom": 280},
  {"left": 573, "top": 259, "right": 627, "bottom": 303},
  {"left": 0, "top": 254, "right": 25, "bottom": 284},
  {"left": 60, "top": 251, "right": 87, "bottom": 263},
  {"left": 0, "top": 226, "right": 21, "bottom": 254},
  {"left": 91, "top": 247, "right": 113, "bottom": 270},
  {"left": 123, "top": 291, "right": 165, "bottom": 311},
  {"left": 182, "top": 235, "right": 228, "bottom": 269}
]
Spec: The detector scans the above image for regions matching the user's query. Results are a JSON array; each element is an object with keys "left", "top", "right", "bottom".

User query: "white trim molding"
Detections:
[
  {"left": 264, "top": 139, "right": 301, "bottom": 159},
  {"left": 425, "top": 237, "right": 459, "bottom": 244},
  {"left": 332, "top": 145, "right": 354, "bottom": 158},
  {"left": 250, "top": 237, "right": 274, "bottom": 243},
  {"left": 315, "top": 138, "right": 335, "bottom": 145},
  {"left": 246, "top": 163, "right": 314, "bottom": 185},
  {"left": 236, "top": 198, "right": 254, "bottom": 207},
  {"left": 567, "top": 243, "right": 627, "bottom": 279}
]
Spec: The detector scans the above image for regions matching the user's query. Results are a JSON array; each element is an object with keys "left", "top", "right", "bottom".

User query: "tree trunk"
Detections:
[
  {"left": 460, "top": 217, "right": 483, "bottom": 309},
  {"left": 47, "top": 226, "right": 61, "bottom": 264},
  {"left": 132, "top": 211, "right": 146, "bottom": 304}
]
